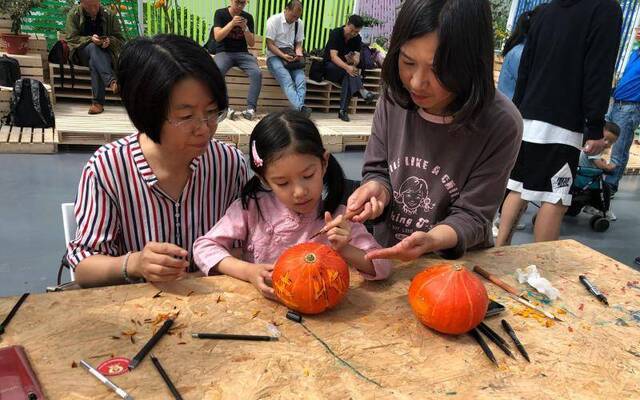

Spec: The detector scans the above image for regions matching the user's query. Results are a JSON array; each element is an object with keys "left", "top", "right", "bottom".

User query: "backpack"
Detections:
[
  {"left": 48, "top": 40, "right": 75, "bottom": 88},
  {"left": 9, "top": 78, "right": 55, "bottom": 128},
  {"left": 0, "top": 55, "right": 21, "bottom": 87}
]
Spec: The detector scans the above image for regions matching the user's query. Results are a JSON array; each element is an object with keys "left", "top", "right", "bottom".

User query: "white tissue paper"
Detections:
[{"left": 516, "top": 264, "right": 560, "bottom": 300}]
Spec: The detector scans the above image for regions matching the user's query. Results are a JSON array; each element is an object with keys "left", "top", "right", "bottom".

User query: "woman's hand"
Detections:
[
  {"left": 324, "top": 211, "right": 351, "bottom": 251},
  {"left": 91, "top": 34, "right": 102, "bottom": 46},
  {"left": 347, "top": 180, "right": 390, "bottom": 222},
  {"left": 365, "top": 231, "right": 437, "bottom": 261},
  {"left": 248, "top": 264, "right": 276, "bottom": 299},
  {"left": 127, "top": 242, "right": 189, "bottom": 282}
]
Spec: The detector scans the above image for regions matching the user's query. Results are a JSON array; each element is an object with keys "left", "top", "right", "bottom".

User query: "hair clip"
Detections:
[{"left": 251, "top": 140, "right": 263, "bottom": 168}]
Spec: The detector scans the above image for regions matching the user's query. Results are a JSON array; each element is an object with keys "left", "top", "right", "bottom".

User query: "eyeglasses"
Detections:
[{"left": 167, "top": 109, "right": 227, "bottom": 131}]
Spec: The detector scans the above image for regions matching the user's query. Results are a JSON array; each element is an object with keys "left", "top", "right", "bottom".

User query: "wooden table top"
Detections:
[{"left": 0, "top": 239, "right": 638, "bottom": 399}]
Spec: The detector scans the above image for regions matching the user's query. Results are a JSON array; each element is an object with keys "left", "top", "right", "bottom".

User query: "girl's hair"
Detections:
[
  {"left": 502, "top": 8, "right": 538, "bottom": 57},
  {"left": 382, "top": 0, "right": 494, "bottom": 127},
  {"left": 241, "top": 110, "right": 345, "bottom": 218}
]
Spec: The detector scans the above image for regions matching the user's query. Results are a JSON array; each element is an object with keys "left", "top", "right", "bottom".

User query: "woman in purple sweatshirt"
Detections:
[{"left": 344, "top": 0, "right": 523, "bottom": 261}]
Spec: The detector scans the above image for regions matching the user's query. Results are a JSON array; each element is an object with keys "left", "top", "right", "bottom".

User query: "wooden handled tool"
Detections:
[
  {"left": 473, "top": 265, "right": 563, "bottom": 322},
  {"left": 309, "top": 208, "right": 361, "bottom": 239},
  {"left": 473, "top": 266, "right": 521, "bottom": 296}
]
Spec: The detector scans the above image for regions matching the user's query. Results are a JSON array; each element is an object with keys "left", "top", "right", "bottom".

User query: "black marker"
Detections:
[
  {"left": 191, "top": 333, "right": 278, "bottom": 341},
  {"left": 501, "top": 319, "right": 530, "bottom": 362},
  {"left": 129, "top": 318, "right": 173, "bottom": 370},
  {"left": 579, "top": 275, "right": 609, "bottom": 306}
]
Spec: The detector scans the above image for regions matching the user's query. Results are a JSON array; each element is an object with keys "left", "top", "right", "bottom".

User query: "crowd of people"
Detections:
[
  {"left": 62, "top": 0, "right": 639, "bottom": 291},
  {"left": 68, "top": 0, "right": 381, "bottom": 122}
]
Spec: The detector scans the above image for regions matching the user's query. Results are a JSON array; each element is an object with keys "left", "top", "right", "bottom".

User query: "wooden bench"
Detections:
[
  {"left": 0, "top": 122, "right": 57, "bottom": 153},
  {"left": 0, "top": 51, "right": 46, "bottom": 82},
  {"left": 49, "top": 63, "right": 120, "bottom": 102},
  {"left": 305, "top": 68, "right": 382, "bottom": 114}
]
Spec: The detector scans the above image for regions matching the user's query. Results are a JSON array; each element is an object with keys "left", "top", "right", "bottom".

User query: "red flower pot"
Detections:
[{"left": 1, "top": 33, "right": 30, "bottom": 55}]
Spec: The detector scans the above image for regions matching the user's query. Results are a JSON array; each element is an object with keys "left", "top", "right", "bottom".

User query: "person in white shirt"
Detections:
[{"left": 265, "top": 0, "right": 310, "bottom": 115}]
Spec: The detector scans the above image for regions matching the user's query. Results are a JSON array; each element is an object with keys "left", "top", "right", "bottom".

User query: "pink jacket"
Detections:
[{"left": 193, "top": 193, "right": 392, "bottom": 280}]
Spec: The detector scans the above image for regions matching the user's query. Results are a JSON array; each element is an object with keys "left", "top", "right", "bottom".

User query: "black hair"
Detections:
[
  {"left": 604, "top": 121, "right": 620, "bottom": 137},
  {"left": 285, "top": 0, "right": 303, "bottom": 10},
  {"left": 382, "top": 0, "right": 494, "bottom": 127},
  {"left": 241, "top": 110, "right": 345, "bottom": 219},
  {"left": 117, "top": 34, "right": 228, "bottom": 144},
  {"left": 502, "top": 8, "right": 539, "bottom": 57},
  {"left": 348, "top": 14, "right": 364, "bottom": 29}
]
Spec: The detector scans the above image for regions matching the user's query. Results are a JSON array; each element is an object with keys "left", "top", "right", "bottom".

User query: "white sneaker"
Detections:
[
  {"left": 582, "top": 205, "right": 599, "bottom": 216},
  {"left": 242, "top": 108, "right": 256, "bottom": 121},
  {"left": 606, "top": 210, "right": 617, "bottom": 221},
  {"left": 492, "top": 224, "right": 499, "bottom": 238}
]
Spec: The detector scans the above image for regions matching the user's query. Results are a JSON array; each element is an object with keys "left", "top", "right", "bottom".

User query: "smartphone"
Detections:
[{"left": 485, "top": 299, "right": 506, "bottom": 317}]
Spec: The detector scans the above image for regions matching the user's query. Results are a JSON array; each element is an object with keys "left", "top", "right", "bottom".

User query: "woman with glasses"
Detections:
[{"left": 65, "top": 34, "right": 248, "bottom": 288}]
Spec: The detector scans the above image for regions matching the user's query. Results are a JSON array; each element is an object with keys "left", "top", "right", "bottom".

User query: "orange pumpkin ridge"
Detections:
[
  {"left": 273, "top": 243, "right": 349, "bottom": 314},
  {"left": 408, "top": 263, "right": 488, "bottom": 335}
]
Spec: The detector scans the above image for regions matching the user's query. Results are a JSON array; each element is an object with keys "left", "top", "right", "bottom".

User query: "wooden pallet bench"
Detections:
[
  {"left": 0, "top": 123, "right": 57, "bottom": 153},
  {"left": 0, "top": 51, "right": 46, "bottom": 82}
]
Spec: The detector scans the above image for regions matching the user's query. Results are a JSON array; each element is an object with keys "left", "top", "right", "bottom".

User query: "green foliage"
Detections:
[
  {"left": 0, "top": 0, "right": 42, "bottom": 34},
  {"left": 491, "top": 0, "right": 511, "bottom": 50},
  {"left": 360, "top": 14, "right": 383, "bottom": 28}
]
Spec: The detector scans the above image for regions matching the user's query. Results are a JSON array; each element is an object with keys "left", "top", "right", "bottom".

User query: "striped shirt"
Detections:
[{"left": 66, "top": 133, "right": 248, "bottom": 271}]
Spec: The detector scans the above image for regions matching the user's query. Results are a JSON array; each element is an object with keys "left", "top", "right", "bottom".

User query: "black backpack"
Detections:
[
  {"left": 0, "top": 55, "right": 21, "bottom": 87},
  {"left": 9, "top": 78, "right": 55, "bottom": 128},
  {"left": 203, "top": 26, "right": 217, "bottom": 54},
  {"left": 48, "top": 39, "right": 75, "bottom": 88}
]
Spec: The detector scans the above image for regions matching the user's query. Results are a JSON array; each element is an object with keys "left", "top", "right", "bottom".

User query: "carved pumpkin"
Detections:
[
  {"left": 272, "top": 243, "right": 350, "bottom": 314},
  {"left": 408, "top": 263, "right": 488, "bottom": 335}
]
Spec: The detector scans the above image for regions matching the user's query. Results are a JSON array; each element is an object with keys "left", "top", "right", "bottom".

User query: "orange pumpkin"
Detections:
[
  {"left": 408, "top": 263, "right": 488, "bottom": 335},
  {"left": 272, "top": 243, "right": 349, "bottom": 314}
]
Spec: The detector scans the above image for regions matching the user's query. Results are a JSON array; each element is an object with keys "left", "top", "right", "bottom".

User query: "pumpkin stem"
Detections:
[
  {"left": 454, "top": 264, "right": 463, "bottom": 271},
  {"left": 304, "top": 253, "right": 317, "bottom": 263}
]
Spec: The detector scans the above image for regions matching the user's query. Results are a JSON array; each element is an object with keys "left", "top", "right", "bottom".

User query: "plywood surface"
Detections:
[{"left": 0, "top": 240, "right": 638, "bottom": 399}]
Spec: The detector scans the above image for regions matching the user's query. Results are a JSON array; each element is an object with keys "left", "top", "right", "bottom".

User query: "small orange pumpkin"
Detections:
[
  {"left": 408, "top": 263, "right": 488, "bottom": 335},
  {"left": 272, "top": 243, "right": 349, "bottom": 314}
]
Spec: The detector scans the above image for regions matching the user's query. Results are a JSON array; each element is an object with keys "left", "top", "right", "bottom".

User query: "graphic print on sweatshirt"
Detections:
[{"left": 388, "top": 154, "right": 460, "bottom": 242}]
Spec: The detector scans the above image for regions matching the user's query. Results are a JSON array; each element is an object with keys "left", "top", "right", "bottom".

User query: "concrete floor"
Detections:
[{"left": 0, "top": 150, "right": 638, "bottom": 296}]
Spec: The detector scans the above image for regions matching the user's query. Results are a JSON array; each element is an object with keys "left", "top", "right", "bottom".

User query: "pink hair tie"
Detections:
[{"left": 251, "top": 140, "right": 263, "bottom": 168}]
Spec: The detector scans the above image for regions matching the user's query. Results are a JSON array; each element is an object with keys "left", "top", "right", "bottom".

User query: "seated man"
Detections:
[
  {"left": 212, "top": 0, "right": 262, "bottom": 120},
  {"left": 323, "top": 14, "right": 375, "bottom": 122},
  {"left": 65, "top": 0, "right": 124, "bottom": 115},
  {"left": 265, "top": 0, "right": 310, "bottom": 115}
]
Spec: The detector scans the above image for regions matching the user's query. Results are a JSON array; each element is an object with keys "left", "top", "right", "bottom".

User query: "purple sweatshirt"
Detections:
[{"left": 362, "top": 92, "right": 523, "bottom": 258}]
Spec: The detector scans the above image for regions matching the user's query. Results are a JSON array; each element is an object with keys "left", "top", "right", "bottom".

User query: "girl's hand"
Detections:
[
  {"left": 128, "top": 242, "right": 189, "bottom": 282},
  {"left": 347, "top": 180, "right": 390, "bottom": 222},
  {"left": 324, "top": 212, "right": 351, "bottom": 251},
  {"left": 248, "top": 263, "right": 276, "bottom": 299}
]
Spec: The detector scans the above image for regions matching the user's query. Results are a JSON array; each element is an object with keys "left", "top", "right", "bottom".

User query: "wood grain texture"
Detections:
[{"left": 0, "top": 240, "right": 638, "bottom": 399}]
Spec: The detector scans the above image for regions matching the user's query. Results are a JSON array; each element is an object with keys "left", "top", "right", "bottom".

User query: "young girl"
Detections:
[{"left": 193, "top": 110, "right": 392, "bottom": 298}]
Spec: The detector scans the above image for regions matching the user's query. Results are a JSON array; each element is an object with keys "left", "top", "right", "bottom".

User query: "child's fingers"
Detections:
[{"left": 324, "top": 211, "right": 333, "bottom": 223}]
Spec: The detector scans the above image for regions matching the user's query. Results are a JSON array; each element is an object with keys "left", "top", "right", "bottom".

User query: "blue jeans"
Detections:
[
  {"left": 604, "top": 101, "right": 640, "bottom": 191},
  {"left": 79, "top": 43, "right": 114, "bottom": 105},
  {"left": 214, "top": 52, "right": 262, "bottom": 110},
  {"left": 267, "top": 56, "right": 306, "bottom": 110}
]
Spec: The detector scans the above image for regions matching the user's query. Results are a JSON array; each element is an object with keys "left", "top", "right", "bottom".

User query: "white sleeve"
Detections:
[{"left": 265, "top": 16, "right": 276, "bottom": 40}]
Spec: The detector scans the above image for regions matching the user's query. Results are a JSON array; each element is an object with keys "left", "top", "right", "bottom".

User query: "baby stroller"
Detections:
[
  {"left": 531, "top": 166, "right": 612, "bottom": 232},
  {"left": 564, "top": 166, "right": 612, "bottom": 232}
]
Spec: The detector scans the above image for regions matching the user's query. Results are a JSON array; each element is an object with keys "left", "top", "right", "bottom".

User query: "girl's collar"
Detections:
[{"left": 417, "top": 108, "right": 454, "bottom": 124}]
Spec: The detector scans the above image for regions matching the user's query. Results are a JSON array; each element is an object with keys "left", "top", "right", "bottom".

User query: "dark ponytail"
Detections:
[{"left": 241, "top": 110, "right": 345, "bottom": 218}]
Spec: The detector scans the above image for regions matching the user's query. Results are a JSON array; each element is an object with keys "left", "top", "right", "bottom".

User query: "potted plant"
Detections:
[
  {"left": 359, "top": 15, "right": 383, "bottom": 46},
  {"left": 0, "top": 0, "right": 41, "bottom": 55}
]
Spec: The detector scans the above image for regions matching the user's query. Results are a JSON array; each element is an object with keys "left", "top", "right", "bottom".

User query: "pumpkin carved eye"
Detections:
[
  {"left": 272, "top": 243, "right": 350, "bottom": 315},
  {"left": 408, "top": 263, "right": 488, "bottom": 335}
]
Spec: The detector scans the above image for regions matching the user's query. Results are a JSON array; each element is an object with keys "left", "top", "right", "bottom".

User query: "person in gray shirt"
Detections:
[{"left": 340, "top": 0, "right": 523, "bottom": 261}]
